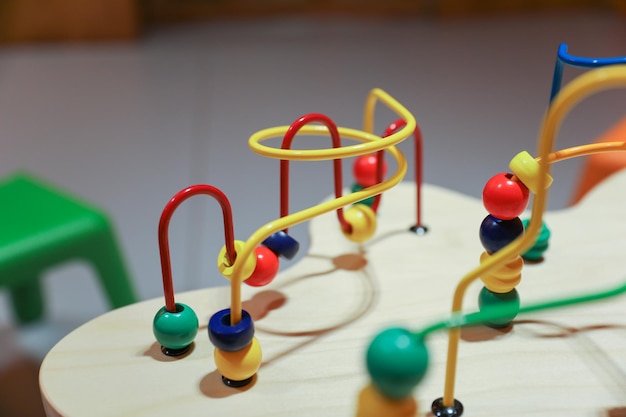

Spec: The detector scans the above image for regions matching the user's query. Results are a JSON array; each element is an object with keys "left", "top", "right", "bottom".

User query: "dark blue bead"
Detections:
[
  {"left": 262, "top": 230, "right": 300, "bottom": 260},
  {"left": 208, "top": 309, "right": 254, "bottom": 352},
  {"left": 479, "top": 215, "right": 523, "bottom": 253}
]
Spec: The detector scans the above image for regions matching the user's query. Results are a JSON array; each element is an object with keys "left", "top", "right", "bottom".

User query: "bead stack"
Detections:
[
  {"left": 478, "top": 172, "right": 528, "bottom": 328},
  {"left": 208, "top": 230, "right": 299, "bottom": 386}
]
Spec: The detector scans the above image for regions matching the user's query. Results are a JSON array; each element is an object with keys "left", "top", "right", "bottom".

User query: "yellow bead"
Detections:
[
  {"left": 354, "top": 384, "right": 418, "bottom": 417},
  {"left": 217, "top": 240, "right": 256, "bottom": 281},
  {"left": 479, "top": 251, "right": 523, "bottom": 293},
  {"left": 342, "top": 205, "right": 377, "bottom": 243},
  {"left": 214, "top": 337, "right": 262, "bottom": 382},
  {"left": 508, "top": 151, "right": 553, "bottom": 194}
]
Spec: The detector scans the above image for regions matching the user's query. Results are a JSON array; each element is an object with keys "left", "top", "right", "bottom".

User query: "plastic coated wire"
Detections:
[
  {"left": 228, "top": 89, "right": 416, "bottom": 324},
  {"left": 279, "top": 113, "right": 350, "bottom": 234},
  {"left": 159, "top": 185, "right": 237, "bottom": 313},
  {"left": 440, "top": 64, "right": 626, "bottom": 406},
  {"left": 550, "top": 43, "right": 626, "bottom": 102}
]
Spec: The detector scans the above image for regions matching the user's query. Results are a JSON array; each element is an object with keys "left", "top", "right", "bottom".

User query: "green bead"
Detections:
[
  {"left": 478, "top": 287, "right": 520, "bottom": 328},
  {"left": 366, "top": 327, "right": 429, "bottom": 399},
  {"left": 351, "top": 183, "right": 376, "bottom": 208},
  {"left": 153, "top": 303, "right": 199, "bottom": 350},
  {"left": 521, "top": 219, "right": 551, "bottom": 261}
]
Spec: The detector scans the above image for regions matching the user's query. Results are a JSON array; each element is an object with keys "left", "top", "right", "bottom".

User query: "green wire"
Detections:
[{"left": 418, "top": 278, "right": 626, "bottom": 338}]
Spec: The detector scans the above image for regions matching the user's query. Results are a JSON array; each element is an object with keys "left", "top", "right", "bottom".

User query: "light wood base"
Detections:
[{"left": 40, "top": 174, "right": 626, "bottom": 416}]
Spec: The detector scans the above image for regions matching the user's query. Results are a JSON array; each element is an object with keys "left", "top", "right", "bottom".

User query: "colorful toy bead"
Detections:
[
  {"left": 353, "top": 153, "right": 388, "bottom": 187},
  {"left": 342, "top": 204, "right": 377, "bottom": 243},
  {"left": 479, "top": 215, "right": 524, "bottom": 254},
  {"left": 214, "top": 337, "right": 262, "bottom": 386},
  {"left": 355, "top": 384, "right": 418, "bottom": 417},
  {"left": 521, "top": 218, "right": 551, "bottom": 262},
  {"left": 351, "top": 183, "right": 376, "bottom": 208},
  {"left": 479, "top": 251, "right": 523, "bottom": 293},
  {"left": 153, "top": 303, "right": 199, "bottom": 356},
  {"left": 482, "top": 172, "right": 530, "bottom": 220},
  {"left": 262, "top": 230, "right": 300, "bottom": 260},
  {"left": 244, "top": 245, "right": 280, "bottom": 287},
  {"left": 217, "top": 240, "right": 257, "bottom": 281},
  {"left": 366, "top": 327, "right": 429, "bottom": 399},
  {"left": 208, "top": 308, "right": 255, "bottom": 352},
  {"left": 509, "top": 150, "right": 553, "bottom": 195},
  {"left": 478, "top": 286, "right": 521, "bottom": 328}
]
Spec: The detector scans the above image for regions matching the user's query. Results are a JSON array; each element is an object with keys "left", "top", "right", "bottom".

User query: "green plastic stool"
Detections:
[{"left": 0, "top": 172, "right": 137, "bottom": 324}]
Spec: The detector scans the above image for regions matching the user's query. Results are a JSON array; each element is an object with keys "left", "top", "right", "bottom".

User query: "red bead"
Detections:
[
  {"left": 482, "top": 172, "right": 530, "bottom": 220},
  {"left": 353, "top": 154, "right": 388, "bottom": 187},
  {"left": 244, "top": 246, "right": 279, "bottom": 287}
]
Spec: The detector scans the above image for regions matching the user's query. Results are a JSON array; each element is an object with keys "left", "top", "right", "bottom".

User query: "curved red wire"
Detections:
[
  {"left": 280, "top": 113, "right": 350, "bottom": 233},
  {"left": 158, "top": 185, "right": 237, "bottom": 312},
  {"left": 382, "top": 119, "right": 425, "bottom": 230}
]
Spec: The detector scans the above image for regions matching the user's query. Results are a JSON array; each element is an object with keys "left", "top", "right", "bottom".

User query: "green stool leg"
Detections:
[
  {"left": 84, "top": 227, "right": 137, "bottom": 309},
  {"left": 9, "top": 275, "right": 44, "bottom": 324}
]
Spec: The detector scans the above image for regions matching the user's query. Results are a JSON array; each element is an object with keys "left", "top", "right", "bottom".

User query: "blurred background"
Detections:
[{"left": 0, "top": 1, "right": 625, "bottom": 415}]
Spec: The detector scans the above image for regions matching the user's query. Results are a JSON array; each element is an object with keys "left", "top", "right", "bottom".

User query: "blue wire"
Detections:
[{"left": 550, "top": 43, "right": 626, "bottom": 102}]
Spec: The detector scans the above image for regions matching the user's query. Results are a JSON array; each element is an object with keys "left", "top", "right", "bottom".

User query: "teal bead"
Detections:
[
  {"left": 477, "top": 287, "right": 520, "bottom": 328},
  {"left": 351, "top": 183, "right": 376, "bottom": 208},
  {"left": 521, "top": 219, "right": 551, "bottom": 261},
  {"left": 366, "top": 327, "right": 429, "bottom": 399},
  {"left": 153, "top": 303, "right": 199, "bottom": 354}
]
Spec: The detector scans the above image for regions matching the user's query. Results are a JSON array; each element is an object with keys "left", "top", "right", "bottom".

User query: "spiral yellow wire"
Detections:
[{"left": 226, "top": 89, "right": 416, "bottom": 324}]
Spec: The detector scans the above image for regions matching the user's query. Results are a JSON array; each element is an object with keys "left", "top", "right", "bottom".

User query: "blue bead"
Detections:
[
  {"left": 208, "top": 308, "right": 254, "bottom": 352},
  {"left": 479, "top": 215, "right": 524, "bottom": 253},
  {"left": 262, "top": 230, "right": 300, "bottom": 260}
]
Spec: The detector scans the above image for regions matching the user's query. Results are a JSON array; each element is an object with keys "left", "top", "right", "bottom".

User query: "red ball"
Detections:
[
  {"left": 244, "top": 246, "right": 279, "bottom": 287},
  {"left": 353, "top": 154, "right": 388, "bottom": 187},
  {"left": 482, "top": 172, "right": 530, "bottom": 220}
]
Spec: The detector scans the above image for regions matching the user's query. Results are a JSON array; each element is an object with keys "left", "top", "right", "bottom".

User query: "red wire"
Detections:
[
  {"left": 381, "top": 119, "right": 425, "bottom": 229},
  {"left": 158, "top": 185, "right": 237, "bottom": 312},
  {"left": 280, "top": 113, "right": 351, "bottom": 233}
]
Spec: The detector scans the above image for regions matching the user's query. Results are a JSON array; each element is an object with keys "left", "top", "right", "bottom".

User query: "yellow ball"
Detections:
[
  {"left": 217, "top": 240, "right": 257, "bottom": 281},
  {"left": 479, "top": 251, "right": 523, "bottom": 293},
  {"left": 508, "top": 150, "right": 553, "bottom": 195},
  {"left": 214, "top": 337, "right": 262, "bottom": 382},
  {"left": 342, "top": 205, "right": 377, "bottom": 243}
]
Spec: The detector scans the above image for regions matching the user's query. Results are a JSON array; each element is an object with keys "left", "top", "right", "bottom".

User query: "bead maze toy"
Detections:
[{"left": 39, "top": 45, "right": 626, "bottom": 417}]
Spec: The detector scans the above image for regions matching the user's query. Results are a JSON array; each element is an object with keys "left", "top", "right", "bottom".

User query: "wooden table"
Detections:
[{"left": 39, "top": 174, "right": 626, "bottom": 417}]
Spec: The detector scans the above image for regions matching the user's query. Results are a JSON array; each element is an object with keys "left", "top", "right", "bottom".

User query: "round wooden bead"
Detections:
[
  {"left": 478, "top": 286, "right": 520, "bottom": 328},
  {"left": 153, "top": 303, "right": 199, "bottom": 355},
  {"left": 214, "top": 337, "right": 262, "bottom": 383},
  {"left": 245, "top": 245, "right": 280, "bottom": 287},
  {"left": 208, "top": 308, "right": 254, "bottom": 352},
  {"left": 366, "top": 327, "right": 429, "bottom": 399},
  {"left": 217, "top": 240, "right": 256, "bottom": 281},
  {"left": 482, "top": 172, "right": 530, "bottom": 220},
  {"left": 262, "top": 230, "right": 300, "bottom": 260},
  {"left": 342, "top": 204, "right": 377, "bottom": 243},
  {"left": 508, "top": 150, "right": 553, "bottom": 194},
  {"left": 479, "top": 251, "right": 523, "bottom": 293},
  {"left": 353, "top": 153, "right": 388, "bottom": 187},
  {"left": 479, "top": 215, "right": 524, "bottom": 253},
  {"left": 522, "top": 218, "right": 551, "bottom": 262},
  {"left": 351, "top": 183, "right": 376, "bottom": 208}
]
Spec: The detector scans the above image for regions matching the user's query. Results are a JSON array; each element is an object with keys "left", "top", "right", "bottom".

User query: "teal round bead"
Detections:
[
  {"left": 366, "top": 327, "right": 429, "bottom": 399},
  {"left": 153, "top": 303, "right": 199, "bottom": 351},
  {"left": 478, "top": 287, "right": 520, "bottom": 328},
  {"left": 351, "top": 183, "right": 376, "bottom": 208},
  {"left": 521, "top": 219, "right": 551, "bottom": 261}
]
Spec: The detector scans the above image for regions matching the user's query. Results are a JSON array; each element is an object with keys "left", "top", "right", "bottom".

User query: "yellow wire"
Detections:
[
  {"left": 442, "top": 65, "right": 626, "bottom": 406},
  {"left": 229, "top": 89, "right": 416, "bottom": 324}
]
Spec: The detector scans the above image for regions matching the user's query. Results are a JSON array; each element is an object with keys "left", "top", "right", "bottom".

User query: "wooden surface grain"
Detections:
[{"left": 40, "top": 173, "right": 626, "bottom": 416}]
